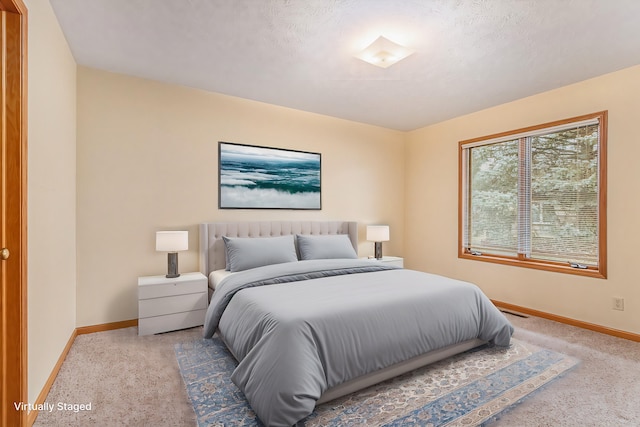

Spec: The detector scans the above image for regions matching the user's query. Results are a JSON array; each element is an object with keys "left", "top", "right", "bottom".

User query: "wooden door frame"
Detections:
[{"left": 0, "top": 0, "right": 27, "bottom": 426}]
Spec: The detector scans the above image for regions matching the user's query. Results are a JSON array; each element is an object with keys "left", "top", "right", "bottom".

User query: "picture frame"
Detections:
[{"left": 218, "top": 141, "right": 322, "bottom": 210}]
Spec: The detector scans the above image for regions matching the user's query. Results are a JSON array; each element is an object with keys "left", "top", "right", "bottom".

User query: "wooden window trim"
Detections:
[{"left": 458, "top": 111, "right": 607, "bottom": 279}]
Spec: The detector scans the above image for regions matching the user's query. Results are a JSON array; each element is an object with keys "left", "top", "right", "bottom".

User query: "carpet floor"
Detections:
[{"left": 34, "top": 314, "right": 640, "bottom": 426}]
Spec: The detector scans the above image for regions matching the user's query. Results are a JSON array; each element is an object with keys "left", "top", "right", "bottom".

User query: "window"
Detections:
[{"left": 459, "top": 111, "right": 607, "bottom": 278}]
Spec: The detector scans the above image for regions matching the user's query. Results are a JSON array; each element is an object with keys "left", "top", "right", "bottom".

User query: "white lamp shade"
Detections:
[
  {"left": 156, "top": 231, "right": 188, "bottom": 252},
  {"left": 366, "top": 225, "right": 390, "bottom": 242}
]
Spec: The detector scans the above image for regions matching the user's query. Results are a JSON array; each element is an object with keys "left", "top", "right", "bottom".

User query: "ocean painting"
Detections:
[{"left": 219, "top": 142, "right": 321, "bottom": 209}]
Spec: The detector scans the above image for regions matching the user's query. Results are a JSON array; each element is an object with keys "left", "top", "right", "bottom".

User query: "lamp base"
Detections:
[
  {"left": 166, "top": 252, "right": 180, "bottom": 278},
  {"left": 374, "top": 242, "right": 383, "bottom": 260}
]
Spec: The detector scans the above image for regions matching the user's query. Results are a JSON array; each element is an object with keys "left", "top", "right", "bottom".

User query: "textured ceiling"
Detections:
[{"left": 50, "top": 0, "right": 640, "bottom": 131}]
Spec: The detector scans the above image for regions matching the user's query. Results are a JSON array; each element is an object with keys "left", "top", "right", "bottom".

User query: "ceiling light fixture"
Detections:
[{"left": 355, "top": 36, "right": 415, "bottom": 69}]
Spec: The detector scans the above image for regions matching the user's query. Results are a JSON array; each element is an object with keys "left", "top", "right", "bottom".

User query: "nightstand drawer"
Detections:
[
  {"left": 361, "top": 256, "right": 404, "bottom": 268},
  {"left": 138, "top": 309, "right": 207, "bottom": 336},
  {"left": 139, "top": 292, "right": 207, "bottom": 318},
  {"left": 380, "top": 257, "right": 403, "bottom": 268},
  {"left": 138, "top": 279, "right": 205, "bottom": 300}
]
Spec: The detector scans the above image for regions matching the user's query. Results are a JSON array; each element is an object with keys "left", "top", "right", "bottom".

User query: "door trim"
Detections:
[{"left": 0, "top": 0, "right": 27, "bottom": 426}]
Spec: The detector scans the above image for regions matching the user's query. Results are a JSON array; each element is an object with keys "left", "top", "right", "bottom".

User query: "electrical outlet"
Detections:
[{"left": 612, "top": 297, "right": 625, "bottom": 311}]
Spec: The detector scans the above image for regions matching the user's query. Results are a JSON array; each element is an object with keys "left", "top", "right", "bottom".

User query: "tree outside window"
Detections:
[{"left": 459, "top": 111, "right": 607, "bottom": 278}]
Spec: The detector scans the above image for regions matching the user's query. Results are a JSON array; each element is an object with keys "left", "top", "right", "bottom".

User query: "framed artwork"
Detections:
[{"left": 218, "top": 141, "right": 321, "bottom": 210}]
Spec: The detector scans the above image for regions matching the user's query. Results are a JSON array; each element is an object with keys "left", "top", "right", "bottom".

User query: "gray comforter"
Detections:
[{"left": 203, "top": 259, "right": 513, "bottom": 427}]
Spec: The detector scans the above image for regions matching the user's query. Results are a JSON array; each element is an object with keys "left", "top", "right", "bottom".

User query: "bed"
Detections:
[{"left": 199, "top": 221, "right": 513, "bottom": 427}]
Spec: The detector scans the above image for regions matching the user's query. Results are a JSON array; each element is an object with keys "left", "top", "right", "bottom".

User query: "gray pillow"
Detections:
[
  {"left": 222, "top": 235, "right": 298, "bottom": 272},
  {"left": 296, "top": 234, "right": 358, "bottom": 260}
]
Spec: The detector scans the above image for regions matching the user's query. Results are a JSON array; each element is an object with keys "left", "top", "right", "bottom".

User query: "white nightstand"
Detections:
[
  {"left": 138, "top": 272, "right": 208, "bottom": 336},
  {"left": 363, "top": 256, "right": 404, "bottom": 268}
]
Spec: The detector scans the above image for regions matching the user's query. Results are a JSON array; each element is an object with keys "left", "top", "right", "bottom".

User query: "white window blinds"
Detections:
[{"left": 461, "top": 115, "right": 602, "bottom": 269}]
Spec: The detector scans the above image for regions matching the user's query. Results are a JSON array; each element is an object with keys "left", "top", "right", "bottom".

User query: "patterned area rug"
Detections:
[{"left": 175, "top": 337, "right": 578, "bottom": 426}]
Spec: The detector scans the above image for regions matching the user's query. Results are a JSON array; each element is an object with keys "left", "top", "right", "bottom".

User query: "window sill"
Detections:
[{"left": 458, "top": 252, "right": 606, "bottom": 279}]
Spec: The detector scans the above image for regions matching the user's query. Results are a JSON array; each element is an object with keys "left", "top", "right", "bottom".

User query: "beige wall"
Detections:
[
  {"left": 406, "top": 64, "right": 640, "bottom": 335},
  {"left": 26, "top": 0, "right": 77, "bottom": 404},
  {"left": 76, "top": 67, "right": 405, "bottom": 326}
]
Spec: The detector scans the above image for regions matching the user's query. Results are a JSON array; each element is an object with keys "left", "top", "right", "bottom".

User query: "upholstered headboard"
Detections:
[{"left": 199, "top": 221, "right": 358, "bottom": 276}]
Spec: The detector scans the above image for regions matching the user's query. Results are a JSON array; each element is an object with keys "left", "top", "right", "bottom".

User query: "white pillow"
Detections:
[{"left": 209, "top": 269, "right": 236, "bottom": 290}]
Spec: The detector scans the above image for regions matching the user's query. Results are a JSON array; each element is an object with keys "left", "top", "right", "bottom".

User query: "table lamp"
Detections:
[
  {"left": 156, "top": 231, "right": 188, "bottom": 278},
  {"left": 366, "top": 225, "right": 390, "bottom": 260}
]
